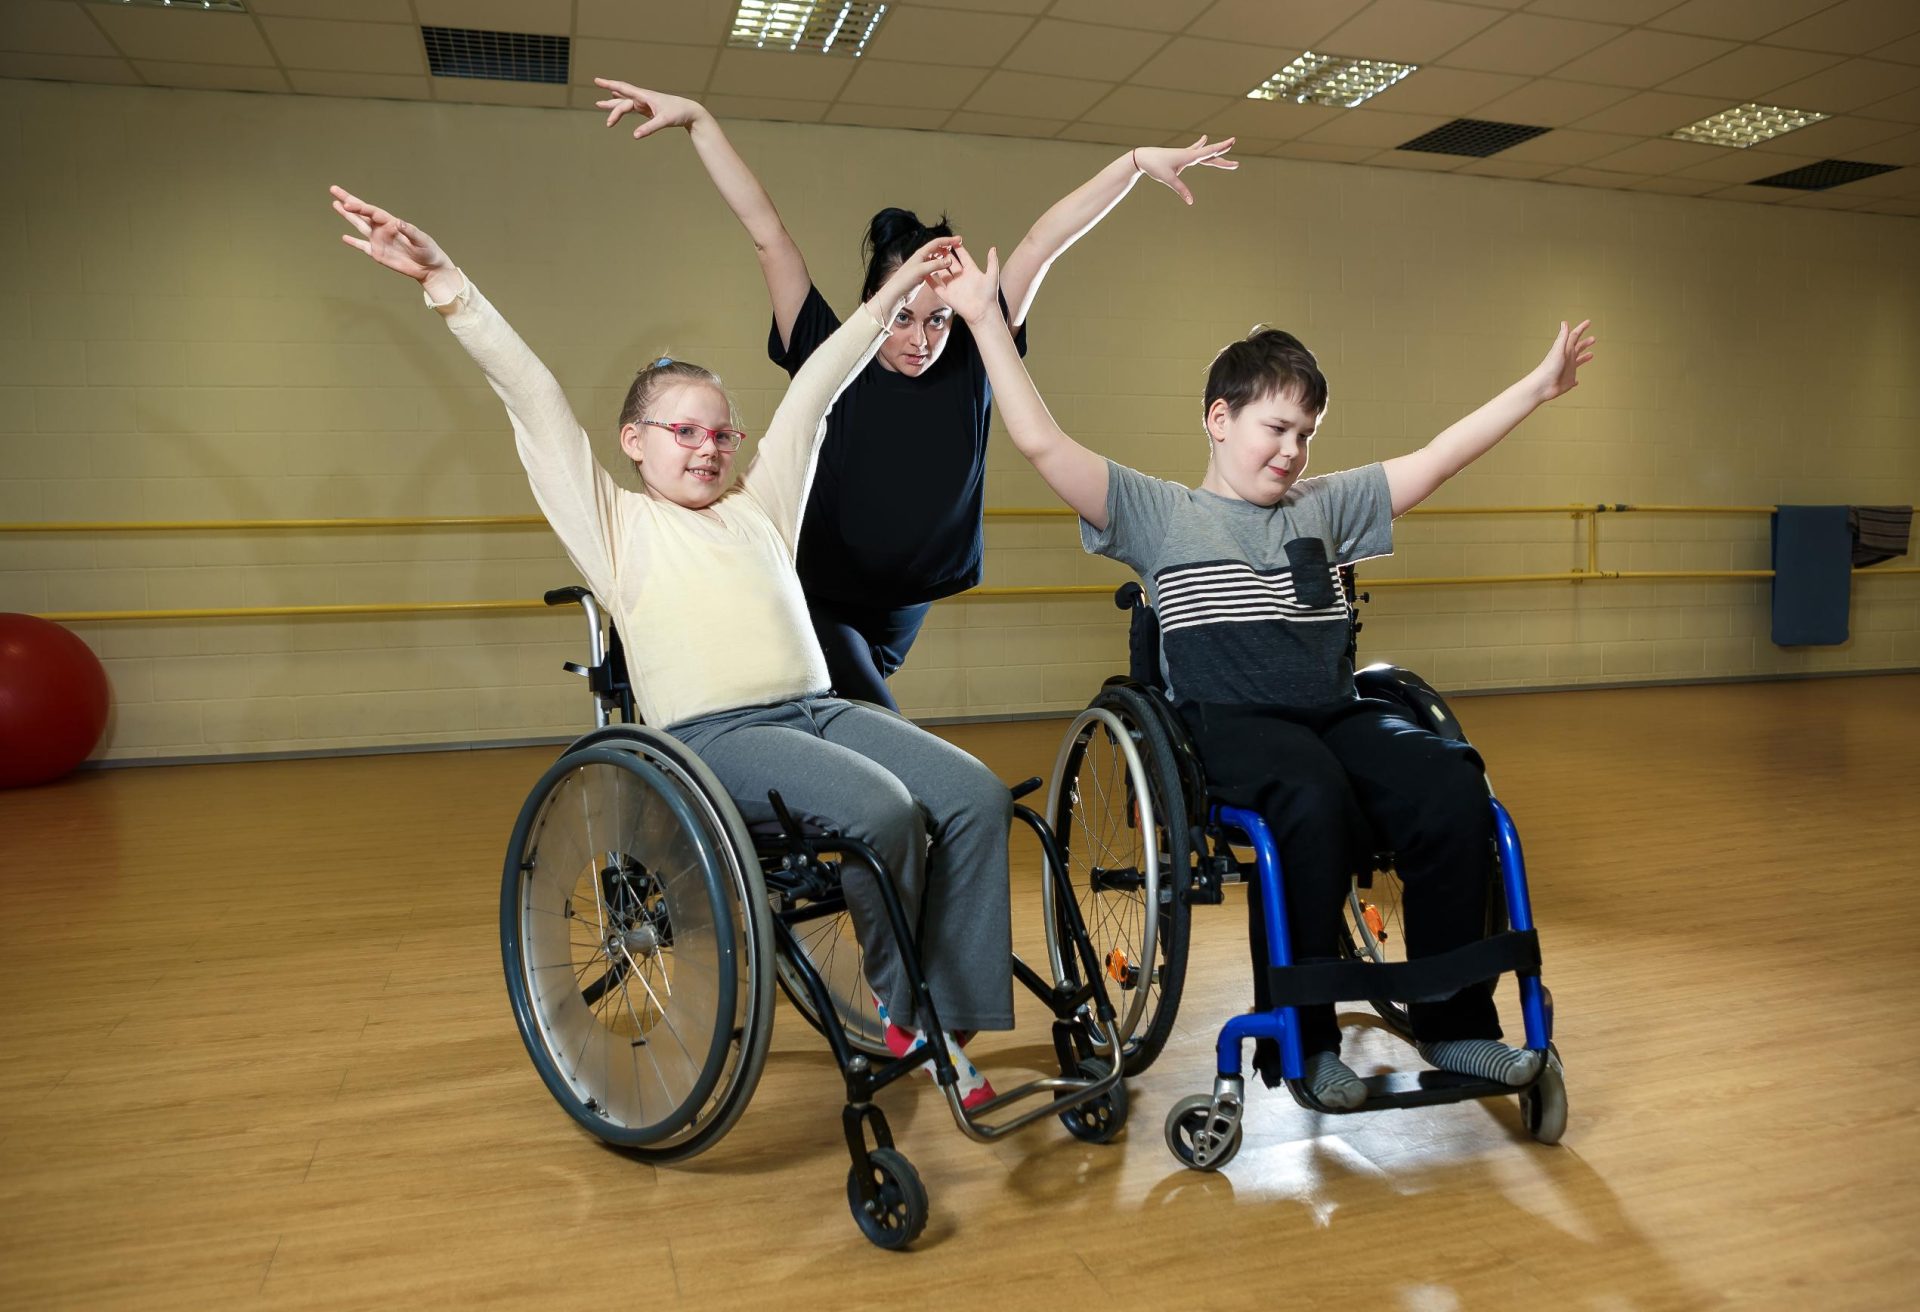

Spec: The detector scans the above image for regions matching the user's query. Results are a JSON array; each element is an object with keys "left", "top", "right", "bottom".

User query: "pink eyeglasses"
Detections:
[{"left": 640, "top": 419, "right": 748, "bottom": 452}]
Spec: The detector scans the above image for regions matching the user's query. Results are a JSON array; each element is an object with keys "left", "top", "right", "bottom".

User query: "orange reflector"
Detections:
[
  {"left": 1363, "top": 904, "right": 1388, "bottom": 941},
  {"left": 1106, "top": 949, "right": 1131, "bottom": 983}
]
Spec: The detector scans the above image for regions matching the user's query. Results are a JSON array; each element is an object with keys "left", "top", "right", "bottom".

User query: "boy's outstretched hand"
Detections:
[
  {"left": 1530, "top": 319, "right": 1597, "bottom": 402},
  {"left": 331, "top": 185, "right": 451, "bottom": 286},
  {"left": 932, "top": 244, "right": 1001, "bottom": 326}
]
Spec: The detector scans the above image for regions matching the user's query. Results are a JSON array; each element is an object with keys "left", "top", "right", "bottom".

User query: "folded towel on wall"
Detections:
[
  {"left": 1849, "top": 505, "right": 1913, "bottom": 567},
  {"left": 1771, "top": 505, "right": 1851, "bottom": 647}
]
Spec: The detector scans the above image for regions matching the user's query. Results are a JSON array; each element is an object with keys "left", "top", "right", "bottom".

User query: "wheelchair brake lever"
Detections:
[
  {"left": 562, "top": 661, "right": 589, "bottom": 678},
  {"left": 1008, "top": 776, "right": 1043, "bottom": 802}
]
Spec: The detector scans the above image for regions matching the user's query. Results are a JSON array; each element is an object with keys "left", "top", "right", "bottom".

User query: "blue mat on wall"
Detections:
[{"left": 1770, "top": 506, "right": 1851, "bottom": 646}]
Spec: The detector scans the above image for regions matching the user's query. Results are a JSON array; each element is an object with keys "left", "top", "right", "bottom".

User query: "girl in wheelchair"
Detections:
[
  {"left": 329, "top": 187, "right": 1011, "bottom": 1104},
  {"left": 934, "top": 242, "right": 1593, "bottom": 1112}
]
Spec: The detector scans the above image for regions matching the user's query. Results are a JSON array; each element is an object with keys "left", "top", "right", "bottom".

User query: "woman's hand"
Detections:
[
  {"left": 331, "top": 186, "right": 455, "bottom": 293},
  {"left": 1131, "top": 135, "right": 1238, "bottom": 205},
  {"left": 932, "top": 244, "right": 1000, "bottom": 326},
  {"left": 593, "top": 79, "right": 707, "bottom": 140},
  {"left": 1528, "top": 319, "right": 1597, "bottom": 403}
]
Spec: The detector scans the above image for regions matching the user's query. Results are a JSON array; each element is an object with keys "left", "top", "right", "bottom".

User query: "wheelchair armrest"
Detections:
[
  {"left": 1355, "top": 663, "right": 1468, "bottom": 742},
  {"left": 544, "top": 585, "right": 591, "bottom": 607}
]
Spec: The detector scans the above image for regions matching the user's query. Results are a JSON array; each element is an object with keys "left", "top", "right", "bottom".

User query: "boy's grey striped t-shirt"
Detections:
[{"left": 1081, "top": 460, "right": 1394, "bottom": 708}]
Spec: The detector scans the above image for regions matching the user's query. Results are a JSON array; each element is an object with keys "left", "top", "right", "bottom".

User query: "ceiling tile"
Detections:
[
  {"left": 860, "top": 7, "right": 1033, "bottom": 67},
  {"left": 1300, "top": 108, "right": 1449, "bottom": 147},
  {"left": 1669, "top": 148, "right": 1821, "bottom": 181},
  {"left": 1705, "top": 182, "right": 1791, "bottom": 202},
  {"left": 567, "top": 39, "right": 715, "bottom": 91},
  {"left": 1470, "top": 77, "right": 1638, "bottom": 126},
  {"left": 1053, "top": 122, "right": 1143, "bottom": 147},
  {"left": 1761, "top": 0, "right": 1920, "bottom": 56},
  {"left": 1362, "top": 66, "right": 1530, "bottom": 115},
  {"left": 962, "top": 70, "right": 1114, "bottom": 119},
  {"left": 943, "top": 110, "right": 1069, "bottom": 138},
  {"left": 1130, "top": 37, "right": 1299, "bottom": 96},
  {"left": 1456, "top": 157, "right": 1561, "bottom": 179},
  {"left": 89, "top": 5, "right": 274, "bottom": 66},
  {"left": 1856, "top": 198, "right": 1920, "bottom": 213},
  {"left": 1745, "top": 113, "right": 1912, "bottom": 155},
  {"left": 132, "top": 61, "right": 291, "bottom": 93},
  {"left": 1657, "top": 44, "right": 1845, "bottom": 99},
  {"left": 1437, "top": 14, "right": 1627, "bottom": 75},
  {"left": 288, "top": 69, "right": 432, "bottom": 100},
  {"left": 249, "top": 1, "right": 412, "bottom": 20},
  {"left": 431, "top": 79, "right": 567, "bottom": 108},
  {"left": 1554, "top": 30, "right": 1736, "bottom": 89},
  {"left": 1570, "top": 89, "right": 1730, "bottom": 133},
  {"left": 1188, "top": 0, "right": 1373, "bottom": 50},
  {"left": 1590, "top": 136, "right": 1730, "bottom": 173},
  {"left": 0, "top": 0, "right": 116, "bottom": 57},
  {"left": 0, "top": 51, "right": 138, "bottom": 84},
  {"left": 1046, "top": 0, "right": 1215, "bottom": 32},
  {"left": 1525, "top": 0, "right": 1687, "bottom": 22},
  {"left": 414, "top": 0, "right": 570, "bottom": 35},
  {"left": 708, "top": 48, "right": 855, "bottom": 101},
  {"left": 1877, "top": 31, "right": 1920, "bottom": 66},
  {"left": 1854, "top": 127, "right": 1920, "bottom": 162},
  {"left": 1856, "top": 86, "right": 1920, "bottom": 123},
  {"left": 823, "top": 104, "right": 951, "bottom": 130},
  {"left": 1624, "top": 174, "right": 1725, "bottom": 194},
  {"left": 1768, "top": 58, "right": 1920, "bottom": 113},
  {"left": 1002, "top": 20, "right": 1167, "bottom": 83},
  {"left": 259, "top": 18, "right": 425, "bottom": 76},
  {"left": 575, "top": 0, "right": 734, "bottom": 45},
  {"left": 1546, "top": 165, "right": 1643, "bottom": 188},
  {"left": 1647, "top": 0, "right": 1838, "bottom": 42},
  {"left": 1367, "top": 149, "right": 1466, "bottom": 171},
  {"left": 699, "top": 93, "right": 826, "bottom": 123},
  {"left": 1078, "top": 86, "right": 1234, "bottom": 131},
  {"left": 1264, "top": 140, "right": 1377, "bottom": 163},
  {"left": 1196, "top": 97, "right": 1347, "bottom": 142},
  {"left": 1495, "top": 128, "right": 1642, "bottom": 162},
  {"left": 837, "top": 60, "right": 987, "bottom": 110},
  {"left": 904, "top": 0, "right": 1050, "bottom": 12},
  {"left": 1776, "top": 190, "right": 1871, "bottom": 208},
  {"left": 1318, "top": 0, "right": 1504, "bottom": 64}
]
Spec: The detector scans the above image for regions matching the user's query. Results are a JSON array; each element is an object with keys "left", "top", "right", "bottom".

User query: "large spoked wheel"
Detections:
[
  {"left": 774, "top": 854, "right": 891, "bottom": 1060},
  {"left": 1045, "top": 687, "right": 1192, "bottom": 1076},
  {"left": 1339, "top": 869, "right": 1413, "bottom": 1037},
  {"left": 847, "top": 1147, "right": 928, "bottom": 1250},
  {"left": 502, "top": 731, "right": 775, "bottom": 1162}
]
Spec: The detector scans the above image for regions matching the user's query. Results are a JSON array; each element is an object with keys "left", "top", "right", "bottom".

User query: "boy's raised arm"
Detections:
[
  {"left": 937, "top": 246, "right": 1112, "bottom": 529},
  {"left": 1382, "top": 320, "right": 1596, "bottom": 517}
]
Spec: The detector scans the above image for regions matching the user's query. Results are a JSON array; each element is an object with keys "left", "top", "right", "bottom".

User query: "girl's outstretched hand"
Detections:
[
  {"left": 1132, "top": 135, "right": 1239, "bottom": 205},
  {"left": 932, "top": 243, "right": 1000, "bottom": 325},
  {"left": 1530, "top": 319, "right": 1597, "bottom": 402},
  {"left": 593, "top": 78, "right": 705, "bottom": 139},
  {"left": 331, "top": 185, "right": 450, "bottom": 284}
]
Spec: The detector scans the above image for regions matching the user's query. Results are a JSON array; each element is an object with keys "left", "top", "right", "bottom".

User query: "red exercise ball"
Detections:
[{"left": 0, "top": 614, "right": 111, "bottom": 789}]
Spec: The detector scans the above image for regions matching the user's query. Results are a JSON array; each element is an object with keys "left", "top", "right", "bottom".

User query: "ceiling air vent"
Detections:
[
  {"left": 1749, "top": 159, "right": 1902, "bottom": 191},
  {"left": 422, "top": 26, "right": 569, "bottom": 84},
  {"left": 1398, "top": 118, "right": 1550, "bottom": 158}
]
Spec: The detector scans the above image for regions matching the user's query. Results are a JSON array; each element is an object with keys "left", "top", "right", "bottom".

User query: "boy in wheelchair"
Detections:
[
  {"left": 932, "top": 245, "right": 1593, "bottom": 1108},
  {"left": 331, "top": 188, "right": 1010, "bottom": 1109}
]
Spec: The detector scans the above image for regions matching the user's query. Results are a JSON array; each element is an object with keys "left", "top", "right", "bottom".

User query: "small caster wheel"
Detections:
[
  {"left": 1164, "top": 1093, "right": 1241, "bottom": 1172},
  {"left": 1058, "top": 1058, "right": 1128, "bottom": 1144},
  {"left": 1520, "top": 1046, "right": 1567, "bottom": 1145},
  {"left": 847, "top": 1147, "right": 928, "bottom": 1249}
]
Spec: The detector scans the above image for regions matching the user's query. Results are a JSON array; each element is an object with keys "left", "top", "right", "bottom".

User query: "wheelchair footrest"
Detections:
[{"left": 1288, "top": 1068, "right": 1515, "bottom": 1114}]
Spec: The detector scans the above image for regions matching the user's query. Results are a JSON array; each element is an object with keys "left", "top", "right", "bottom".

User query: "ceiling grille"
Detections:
[
  {"left": 421, "top": 26, "right": 569, "bottom": 84},
  {"left": 1398, "top": 118, "right": 1552, "bottom": 158}
]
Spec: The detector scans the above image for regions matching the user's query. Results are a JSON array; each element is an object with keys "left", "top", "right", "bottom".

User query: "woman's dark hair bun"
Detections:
[{"left": 860, "top": 206, "right": 954, "bottom": 299}]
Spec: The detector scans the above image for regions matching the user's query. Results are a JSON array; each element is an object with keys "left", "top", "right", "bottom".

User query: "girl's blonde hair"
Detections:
[{"left": 617, "top": 356, "right": 733, "bottom": 433}]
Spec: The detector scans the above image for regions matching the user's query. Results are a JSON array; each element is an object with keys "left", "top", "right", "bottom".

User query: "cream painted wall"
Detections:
[{"left": 1, "top": 77, "right": 1915, "bottom": 761}]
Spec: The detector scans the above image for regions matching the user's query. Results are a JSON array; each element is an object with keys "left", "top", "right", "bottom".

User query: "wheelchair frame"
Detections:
[{"left": 503, "top": 587, "right": 1131, "bottom": 1247}]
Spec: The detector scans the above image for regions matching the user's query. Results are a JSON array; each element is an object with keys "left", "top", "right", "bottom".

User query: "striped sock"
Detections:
[
  {"left": 1305, "top": 1050, "right": 1367, "bottom": 1110},
  {"left": 1417, "top": 1038, "right": 1543, "bottom": 1086}
]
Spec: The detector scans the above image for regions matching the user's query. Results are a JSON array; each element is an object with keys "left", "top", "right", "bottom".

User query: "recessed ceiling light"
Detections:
[
  {"left": 729, "top": 2, "right": 889, "bottom": 58},
  {"left": 114, "top": 1, "right": 248, "bottom": 11},
  {"left": 1247, "top": 51, "right": 1417, "bottom": 109},
  {"left": 1667, "top": 102, "right": 1829, "bottom": 149}
]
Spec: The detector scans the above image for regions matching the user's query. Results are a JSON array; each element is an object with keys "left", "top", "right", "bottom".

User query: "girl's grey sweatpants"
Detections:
[{"left": 668, "top": 695, "right": 1014, "bottom": 1032}]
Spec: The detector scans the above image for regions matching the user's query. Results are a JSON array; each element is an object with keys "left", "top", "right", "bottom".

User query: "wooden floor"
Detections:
[{"left": 2, "top": 676, "right": 1917, "bottom": 1309}]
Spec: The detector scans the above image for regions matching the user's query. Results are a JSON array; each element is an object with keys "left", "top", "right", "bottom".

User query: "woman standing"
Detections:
[{"left": 594, "top": 78, "right": 1237, "bottom": 709}]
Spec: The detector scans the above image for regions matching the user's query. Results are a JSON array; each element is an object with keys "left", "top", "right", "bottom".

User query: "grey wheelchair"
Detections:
[
  {"left": 1045, "top": 578, "right": 1566, "bottom": 1168},
  {"left": 500, "top": 587, "right": 1129, "bottom": 1248}
]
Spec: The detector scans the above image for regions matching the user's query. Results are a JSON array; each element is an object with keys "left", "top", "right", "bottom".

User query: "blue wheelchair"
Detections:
[{"left": 1043, "top": 579, "right": 1566, "bottom": 1171}]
